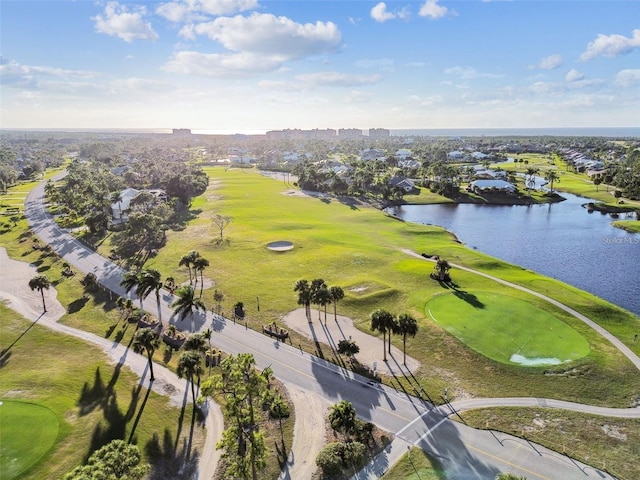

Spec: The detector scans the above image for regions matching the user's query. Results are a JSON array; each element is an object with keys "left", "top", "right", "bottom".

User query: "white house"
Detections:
[
  {"left": 394, "top": 149, "right": 412, "bottom": 161},
  {"left": 360, "top": 148, "right": 386, "bottom": 162},
  {"left": 468, "top": 179, "right": 515, "bottom": 194},
  {"left": 111, "top": 188, "right": 168, "bottom": 221},
  {"left": 111, "top": 188, "right": 140, "bottom": 221},
  {"left": 389, "top": 176, "right": 416, "bottom": 192}
]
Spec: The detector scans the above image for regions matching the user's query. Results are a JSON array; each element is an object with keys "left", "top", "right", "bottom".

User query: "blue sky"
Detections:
[{"left": 1, "top": 0, "right": 639, "bottom": 132}]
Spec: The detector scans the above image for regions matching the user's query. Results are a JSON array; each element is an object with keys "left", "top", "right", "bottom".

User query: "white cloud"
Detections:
[
  {"left": 345, "top": 90, "right": 373, "bottom": 103},
  {"left": 92, "top": 2, "right": 158, "bottom": 42},
  {"left": 187, "top": 13, "right": 341, "bottom": 59},
  {"left": 580, "top": 29, "right": 640, "bottom": 61},
  {"left": 163, "top": 51, "right": 284, "bottom": 76},
  {"left": 167, "top": 13, "right": 342, "bottom": 76},
  {"left": 419, "top": 0, "right": 449, "bottom": 19},
  {"left": 444, "top": 66, "right": 502, "bottom": 79},
  {"left": 0, "top": 57, "right": 98, "bottom": 89},
  {"left": 405, "top": 61, "right": 427, "bottom": 68},
  {"left": 565, "top": 69, "right": 584, "bottom": 82},
  {"left": 615, "top": 69, "right": 640, "bottom": 88},
  {"left": 529, "top": 54, "right": 563, "bottom": 70},
  {"left": 257, "top": 80, "right": 305, "bottom": 92},
  {"left": 371, "top": 3, "right": 395, "bottom": 23},
  {"left": 370, "top": 2, "right": 408, "bottom": 23},
  {"left": 156, "top": 0, "right": 259, "bottom": 23},
  {"left": 295, "top": 71, "right": 381, "bottom": 87},
  {"left": 408, "top": 94, "right": 443, "bottom": 107},
  {"left": 354, "top": 58, "right": 394, "bottom": 70}
]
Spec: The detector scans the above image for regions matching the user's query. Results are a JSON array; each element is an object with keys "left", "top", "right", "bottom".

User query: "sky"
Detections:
[{"left": 1, "top": 0, "right": 639, "bottom": 132}]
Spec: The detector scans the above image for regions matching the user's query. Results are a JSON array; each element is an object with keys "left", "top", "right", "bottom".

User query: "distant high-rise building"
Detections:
[
  {"left": 369, "top": 128, "right": 390, "bottom": 138},
  {"left": 338, "top": 128, "right": 363, "bottom": 139},
  {"left": 172, "top": 128, "right": 191, "bottom": 135}
]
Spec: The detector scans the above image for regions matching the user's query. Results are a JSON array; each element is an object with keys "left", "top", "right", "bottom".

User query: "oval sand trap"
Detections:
[{"left": 267, "top": 241, "right": 294, "bottom": 252}]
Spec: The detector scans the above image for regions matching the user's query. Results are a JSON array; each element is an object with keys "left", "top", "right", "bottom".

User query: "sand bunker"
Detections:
[{"left": 267, "top": 241, "right": 294, "bottom": 252}]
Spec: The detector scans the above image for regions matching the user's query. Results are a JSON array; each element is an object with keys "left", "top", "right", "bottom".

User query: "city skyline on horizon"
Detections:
[{"left": 1, "top": 1, "right": 639, "bottom": 131}]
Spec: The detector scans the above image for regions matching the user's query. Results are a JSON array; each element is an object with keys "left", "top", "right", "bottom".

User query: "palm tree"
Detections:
[
  {"left": 171, "top": 285, "right": 206, "bottom": 332},
  {"left": 310, "top": 278, "right": 327, "bottom": 321},
  {"left": 177, "top": 350, "right": 204, "bottom": 409},
  {"left": 370, "top": 308, "right": 394, "bottom": 362},
  {"left": 544, "top": 170, "right": 560, "bottom": 193},
  {"left": 433, "top": 258, "right": 451, "bottom": 282},
  {"left": 213, "top": 289, "right": 224, "bottom": 315},
  {"left": 133, "top": 327, "right": 160, "bottom": 382},
  {"left": 179, "top": 250, "right": 200, "bottom": 286},
  {"left": 110, "top": 191, "right": 123, "bottom": 220},
  {"left": 138, "top": 269, "right": 163, "bottom": 321},
  {"left": 28, "top": 274, "right": 51, "bottom": 313},
  {"left": 329, "top": 285, "right": 344, "bottom": 323},
  {"left": 328, "top": 400, "right": 357, "bottom": 441},
  {"left": 120, "top": 271, "right": 144, "bottom": 310},
  {"left": 525, "top": 167, "right": 539, "bottom": 191},
  {"left": 192, "top": 256, "right": 209, "bottom": 298},
  {"left": 593, "top": 176, "right": 602, "bottom": 192},
  {"left": 182, "top": 332, "right": 208, "bottom": 353},
  {"left": 293, "top": 279, "right": 312, "bottom": 319},
  {"left": 164, "top": 276, "right": 176, "bottom": 294},
  {"left": 314, "top": 284, "right": 332, "bottom": 324},
  {"left": 396, "top": 313, "right": 418, "bottom": 366}
]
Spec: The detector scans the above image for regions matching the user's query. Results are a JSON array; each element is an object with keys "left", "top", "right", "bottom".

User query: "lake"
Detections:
[{"left": 386, "top": 192, "right": 640, "bottom": 317}]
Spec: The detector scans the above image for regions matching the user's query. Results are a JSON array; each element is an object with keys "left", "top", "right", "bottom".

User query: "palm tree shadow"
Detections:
[
  {"left": 452, "top": 289, "right": 485, "bottom": 309},
  {"left": 128, "top": 379, "right": 153, "bottom": 443},
  {"left": 0, "top": 313, "right": 44, "bottom": 366},
  {"left": 307, "top": 320, "right": 325, "bottom": 359}
]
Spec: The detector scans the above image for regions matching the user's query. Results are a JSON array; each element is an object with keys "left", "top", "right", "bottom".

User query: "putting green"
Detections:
[
  {"left": 0, "top": 400, "right": 59, "bottom": 480},
  {"left": 426, "top": 292, "right": 590, "bottom": 366}
]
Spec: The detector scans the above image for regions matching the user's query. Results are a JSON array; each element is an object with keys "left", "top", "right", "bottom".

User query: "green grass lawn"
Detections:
[
  {"left": 381, "top": 447, "right": 446, "bottom": 480},
  {"left": 0, "top": 400, "right": 59, "bottom": 480},
  {"left": 426, "top": 292, "right": 591, "bottom": 366}
]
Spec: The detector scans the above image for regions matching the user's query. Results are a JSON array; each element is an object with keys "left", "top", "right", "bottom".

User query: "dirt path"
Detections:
[
  {"left": 279, "top": 386, "right": 330, "bottom": 480},
  {"left": 0, "top": 247, "right": 223, "bottom": 480}
]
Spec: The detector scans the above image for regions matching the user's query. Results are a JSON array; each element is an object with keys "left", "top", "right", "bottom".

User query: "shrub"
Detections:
[{"left": 316, "top": 442, "right": 344, "bottom": 476}]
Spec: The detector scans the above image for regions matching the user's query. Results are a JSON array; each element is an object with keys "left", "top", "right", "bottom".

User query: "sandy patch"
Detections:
[
  {"left": 281, "top": 308, "right": 421, "bottom": 377},
  {"left": 282, "top": 189, "right": 311, "bottom": 198},
  {"left": 0, "top": 247, "right": 66, "bottom": 321},
  {"left": 279, "top": 386, "right": 330, "bottom": 480}
]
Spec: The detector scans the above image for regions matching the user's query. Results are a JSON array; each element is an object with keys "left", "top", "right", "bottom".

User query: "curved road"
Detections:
[{"left": 24, "top": 174, "right": 639, "bottom": 480}]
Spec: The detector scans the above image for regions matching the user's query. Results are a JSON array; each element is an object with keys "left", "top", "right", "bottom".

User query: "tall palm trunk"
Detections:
[
  {"left": 147, "top": 351, "right": 155, "bottom": 382},
  {"left": 382, "top": 331, "right": 387, "bottom": 362},
  {"left": 40, "top": 289, "right": 47, "bottom": 312}
]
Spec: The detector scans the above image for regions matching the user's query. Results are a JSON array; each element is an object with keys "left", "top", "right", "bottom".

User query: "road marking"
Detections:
[
  {"left": 414, "top": 416, "right": 448, "bottom": 442},
  {"left": 465, "top": 443, "right": 551, "bottom": 480}
]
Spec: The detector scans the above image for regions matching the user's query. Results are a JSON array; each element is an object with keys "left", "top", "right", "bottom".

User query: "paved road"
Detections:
[{"left": 24, "top": 174, "right": 635, "bottom": 480}]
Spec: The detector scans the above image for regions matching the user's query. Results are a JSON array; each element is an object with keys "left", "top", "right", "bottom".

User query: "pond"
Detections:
[{"left": 386, "top": 191, "right": 640, "bottom": 317}]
